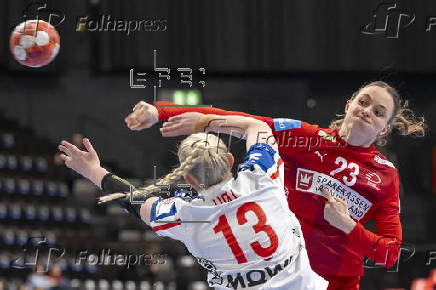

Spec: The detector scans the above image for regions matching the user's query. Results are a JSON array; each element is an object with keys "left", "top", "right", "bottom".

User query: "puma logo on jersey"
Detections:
[{"left": 314, "top": 151, "right": 327, "bottom": 162}]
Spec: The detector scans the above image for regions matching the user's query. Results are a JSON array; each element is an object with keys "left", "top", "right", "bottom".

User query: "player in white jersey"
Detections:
[{"left": 58, "top": 114, "right": 328, "bottom": 290}]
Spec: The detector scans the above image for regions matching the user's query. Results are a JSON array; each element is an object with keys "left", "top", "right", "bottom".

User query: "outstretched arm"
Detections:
[
  {"left": 189, "top": 114, "right": 277, "bottom": 152},
  {"left": 58, "top": 138, "right": 108, "bottom": 187},
  {"left": 124, "top": 101, "right": 272, "bottom": 131},
  {"left": 58, "top": 139, "right": 157, "bottom": 225}
]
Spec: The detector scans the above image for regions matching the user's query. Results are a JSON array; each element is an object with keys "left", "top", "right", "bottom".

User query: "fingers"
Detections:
[
  {"left": 60, "top": 140, "right": 82, "bottom": 155},
  {"left": 59, "top": 154, "right": 71, "bottom": 162},
  {"left": 321, "top": 187, "right": 348, "bottom": 206},
  {"left": 132, "top": 101, "right": 143, "bottom": 112},
  {"left": 58, "top": 144, "right": 72, "bottom": 156},
  {"left": 167, "top": 115, "right": 181, "bottom": 122},
  {"left": 130, "top": 124, "right": 147, "bottom": 131},
  {"left": 133, "top": 101, "right": 148, "bottom": 112},
  {"left": 334, "top": 196, "right": 346, "bottom": 205},
  {"left": 59, "top": 154, "right": 72, "bottom": 168},
  {"left": 83, "top": 138, "right": 96, "bottom": 154},
  {"left": 160, "top": 122, "right": 184, "bottom": 137},
  {"left": 320, "top": 187, "right": 335, "bottom": 203},
  {"left": 125, "top": 113, "right": 139, "bottom": 127}
]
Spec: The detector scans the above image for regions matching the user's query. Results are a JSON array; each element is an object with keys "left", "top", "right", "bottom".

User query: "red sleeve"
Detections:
[
  {"left": 347, "top": 172, "right": 402, "bottom": 269},
  {"left": 155, "top": 101, "right": 272, "bottom": 123}
]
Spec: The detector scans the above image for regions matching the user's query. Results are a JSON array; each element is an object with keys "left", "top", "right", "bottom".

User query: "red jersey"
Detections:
[{"left": 156, "top": 102, "right": 402, "bottom": 277}]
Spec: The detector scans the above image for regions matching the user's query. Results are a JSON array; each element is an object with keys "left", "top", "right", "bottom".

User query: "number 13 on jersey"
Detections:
[{"left": 213, "top": 202, "right": 279, "bottom": 264}]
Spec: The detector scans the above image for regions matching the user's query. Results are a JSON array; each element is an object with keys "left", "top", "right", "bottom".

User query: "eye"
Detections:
[
  {"left": 358, "top": 99, "right": 368, "bottom": 106},
  {"left": 375, "top": 110, "right": 385, "bottom": 117}
]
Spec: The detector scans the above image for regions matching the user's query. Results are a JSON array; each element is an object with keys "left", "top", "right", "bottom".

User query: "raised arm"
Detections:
[
  {"left": 191, "top": 114, "right": 277, "bottom": 152},
  {"left": 125, "top": 101, "right": 272, "bottom": 131},
  {"left": 58, "top": 139, "right": 158, "bottom": 225}
]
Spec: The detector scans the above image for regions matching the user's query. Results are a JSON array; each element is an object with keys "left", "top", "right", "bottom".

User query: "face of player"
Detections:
[{"left": 342, "top": 85, "right": 395, "bottom": 146}]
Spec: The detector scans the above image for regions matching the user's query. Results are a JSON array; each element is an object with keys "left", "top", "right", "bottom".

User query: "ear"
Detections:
[
  {"left": 379, "top": 123, "right": 392, "bottom": 137},
  {"left": 226, "top": 153, "right": 235, "bottom": 169},
  {"left": 345, "top": 100, "right": 351, "bottom": 113},
  {"left": 183, "top": 172, "right": 200, "bottom": 189}
]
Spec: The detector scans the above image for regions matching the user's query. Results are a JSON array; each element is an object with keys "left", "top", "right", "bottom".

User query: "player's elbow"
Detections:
[{"left": 247, "top": 120, "right": 275, "bottom": 146}]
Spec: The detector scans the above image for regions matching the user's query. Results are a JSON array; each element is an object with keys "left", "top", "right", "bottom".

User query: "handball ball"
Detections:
[{"left": 10, "top": 20, "right": 60, "bottom": 67}]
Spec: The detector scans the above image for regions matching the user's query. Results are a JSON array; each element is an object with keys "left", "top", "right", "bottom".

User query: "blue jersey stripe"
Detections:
[{"left": 273, "top": 118, "right": 301, "bottom": 131}]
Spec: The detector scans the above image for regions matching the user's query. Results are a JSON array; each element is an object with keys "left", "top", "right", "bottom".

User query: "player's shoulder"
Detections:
[
  {"left": 372, "top": 153, "right": 396, "bottom": 169},
  {"left": 237, "top": 143, "right": 281, "bottom": 175},
  {"left": 361, "top": 150, "right": 400, "bottom": 184},
  {"left": 272, "top": 118, "right": 319, "bottom": 134},
  {"left": 362, "top": 148, "right": 397, "bottom": 171}
]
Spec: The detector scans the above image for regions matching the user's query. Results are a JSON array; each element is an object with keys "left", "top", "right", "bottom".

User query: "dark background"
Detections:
[{"left": 0, "top": 0, "right": 434, "bottom": 289}]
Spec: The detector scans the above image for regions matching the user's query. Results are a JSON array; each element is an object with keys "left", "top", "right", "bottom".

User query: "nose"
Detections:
[{"left": 361, "top": 107, "right": 370, "bottom": 117}]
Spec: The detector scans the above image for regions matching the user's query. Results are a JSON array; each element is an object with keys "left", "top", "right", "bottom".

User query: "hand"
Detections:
[
  {"left": 160, "top": 112, "right": 205, "bottom": 137},
  {"left": 58, "top": 138, "right": 108, "bottom": 187},
  {"left": 321, "top": 187, "right": 356, "bottom": 234},
  {"left": 125, "top": 101, "right": 159, "bottom": 131}
]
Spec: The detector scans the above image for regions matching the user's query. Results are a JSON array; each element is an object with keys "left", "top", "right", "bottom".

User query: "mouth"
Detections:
[{"left": 356, "top": 116, "right": 371, "bottom": 124}]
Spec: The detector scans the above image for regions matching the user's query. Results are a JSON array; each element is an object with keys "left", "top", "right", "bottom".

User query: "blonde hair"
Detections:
[
  {"left": 99, "top": 133, "right": 232, "bottom": 203},
  {"left": 329, "top": 81, "right": 427, "bottom": 146}
]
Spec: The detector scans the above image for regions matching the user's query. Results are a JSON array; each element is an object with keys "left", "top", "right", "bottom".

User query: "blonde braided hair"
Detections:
[{"left": 98, "top": 133, "right": 231, "bottom": 203}]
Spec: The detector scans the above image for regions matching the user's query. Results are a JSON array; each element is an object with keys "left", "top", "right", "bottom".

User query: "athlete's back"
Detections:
[{"left": 150, "top": 143, "right": 327, "bottom": 290}]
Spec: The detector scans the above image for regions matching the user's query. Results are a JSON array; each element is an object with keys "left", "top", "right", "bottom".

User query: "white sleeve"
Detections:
[
  {"left": 235, "top": 143, "right": 284, "bottom": 190},
  {"left": 149, "top": 197, "right": 188, "bottom": 241}
]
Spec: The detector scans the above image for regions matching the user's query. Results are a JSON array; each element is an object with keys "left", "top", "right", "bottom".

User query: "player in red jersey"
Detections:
[{"left": 125, "top": 81, "right": 426, "bottom": 289}]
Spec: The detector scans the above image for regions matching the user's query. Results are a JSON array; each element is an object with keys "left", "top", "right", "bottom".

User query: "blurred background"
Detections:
[{"left": 0, "top": 0, "right": 435, "bottom": 289}]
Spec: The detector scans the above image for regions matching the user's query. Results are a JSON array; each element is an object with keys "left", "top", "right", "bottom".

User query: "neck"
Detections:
[{"left": 338, "top": 124, "right": 374, "bottom": 148}]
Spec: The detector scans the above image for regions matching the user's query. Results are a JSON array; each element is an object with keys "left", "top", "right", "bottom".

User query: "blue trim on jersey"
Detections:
[
  {"left": 273, "top": 118, "right": 301, "bottom": 131},
  {"left": 150, "top": 200, "right": 158, "bottom": 222},
  {"left": 237, "top": 143, "right": 277, "bottom": 173},
  {"left": 150, "top": 200, "right": 178, "bottom": 221}
]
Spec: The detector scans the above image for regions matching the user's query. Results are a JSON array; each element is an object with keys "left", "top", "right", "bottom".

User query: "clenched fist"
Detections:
[
  {"left": 321, "top": 187, "right": 356, "bottom": 234},
  {"left": 125, "top": 101, "right": 159, "bottom": 131}
]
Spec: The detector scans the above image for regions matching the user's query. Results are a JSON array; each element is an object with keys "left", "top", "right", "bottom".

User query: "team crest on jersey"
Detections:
[{"left": 297, "top": 171, "right": 314, "bottom": 190}]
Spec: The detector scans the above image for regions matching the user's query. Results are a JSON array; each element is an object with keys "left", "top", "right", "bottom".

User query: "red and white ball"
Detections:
[{"left": 10, "top": 20, "right": 60, "bottom": 67}]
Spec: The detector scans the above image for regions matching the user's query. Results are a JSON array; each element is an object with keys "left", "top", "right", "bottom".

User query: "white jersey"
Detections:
[{"left": 150, "top": 143, "right": 327, "bottom": 290}]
